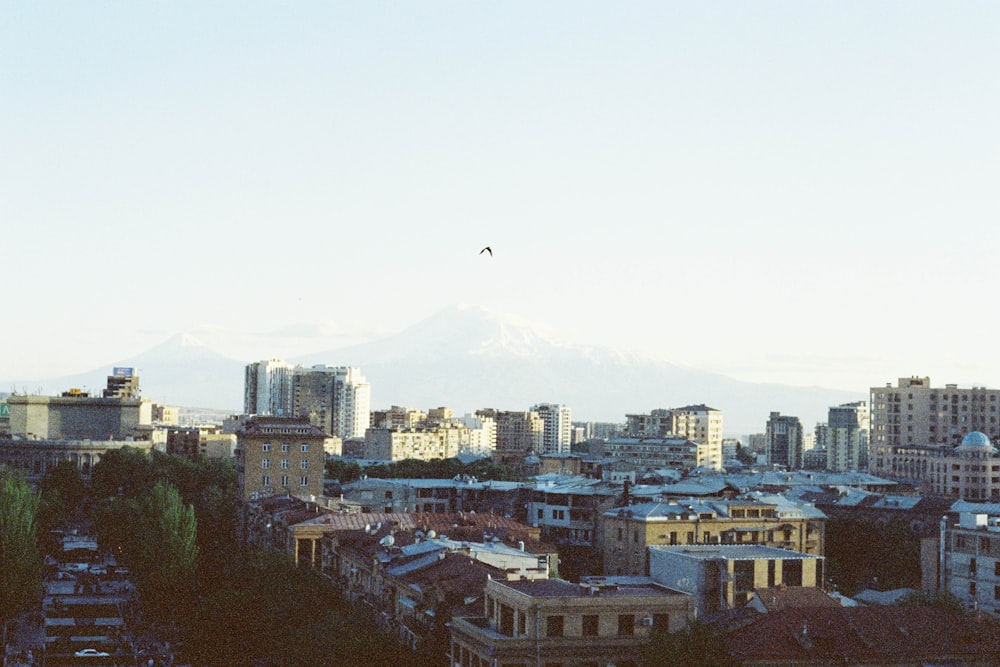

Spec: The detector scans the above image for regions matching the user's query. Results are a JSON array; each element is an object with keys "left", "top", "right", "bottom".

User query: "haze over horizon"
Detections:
[{"left": 4, "top": 3, "right": 999, "bottom": 395}]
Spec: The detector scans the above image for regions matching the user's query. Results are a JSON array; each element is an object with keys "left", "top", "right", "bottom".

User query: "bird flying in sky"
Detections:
[{"left": 480, "top": 246, "right": 492, "bottom": 256}]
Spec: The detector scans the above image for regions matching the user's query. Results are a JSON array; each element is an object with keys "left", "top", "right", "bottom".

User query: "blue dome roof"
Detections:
[{"left": 959, "top": 431, "right": 993, "bottom": 449}]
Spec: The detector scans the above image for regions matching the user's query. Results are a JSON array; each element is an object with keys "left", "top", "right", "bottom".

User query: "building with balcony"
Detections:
[
  {"left": 449, "top": 577, "right": 693, "bottom": 667},
  {"left": 599, "top": 495, "right": 826, "bottom": 576},
  {"left": 870, "top": 377, "right": 1000, "bottom": 477}
]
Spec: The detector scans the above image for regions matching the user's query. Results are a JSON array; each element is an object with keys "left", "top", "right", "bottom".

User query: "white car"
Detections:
[{"left": 74, "top": 648, "right": 111, "bottom": 657}]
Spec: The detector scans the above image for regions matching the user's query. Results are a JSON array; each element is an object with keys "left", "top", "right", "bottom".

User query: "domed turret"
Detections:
[
  {"left": 959, "top": 431, "right": 993, "bottom": 449},
  {"left": 956, "top": 431, "right": 997, "bottom": 453}
]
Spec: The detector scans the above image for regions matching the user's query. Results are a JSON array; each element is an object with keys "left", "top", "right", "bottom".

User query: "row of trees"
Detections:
[
  {"left": 326, "top": 456, "right": 520, "bottom": 484},
  {"left": 79, "top": 448, "right": 432, "bottom": 666}
]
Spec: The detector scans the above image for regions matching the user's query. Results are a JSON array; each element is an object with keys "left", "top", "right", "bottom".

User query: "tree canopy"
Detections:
[{"left": 0, "top": 467, "right": 42, "bottom": 627}]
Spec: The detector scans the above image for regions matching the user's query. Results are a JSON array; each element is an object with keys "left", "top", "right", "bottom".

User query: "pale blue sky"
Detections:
[{"left": 3, "top": 2, "right": 999, "bottom": 392}]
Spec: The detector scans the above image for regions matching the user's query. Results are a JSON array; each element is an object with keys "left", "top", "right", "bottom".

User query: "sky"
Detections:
[{"left": 3, "top": 2, "right": 1000, "bottom": 395}]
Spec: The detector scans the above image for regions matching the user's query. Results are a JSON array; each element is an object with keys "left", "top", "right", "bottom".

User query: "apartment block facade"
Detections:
[
  {"left": 449, "top": 578, "right": 693, "bottom": 667},
  {"left": 532, "top": 403, "right": 572, "bottom": 455},
  {"left": 870, "top": 377, "right": 1000, "bottom": 477},
  {"left": 244, "top": 360, "right": 371, "bottom": 439},
  {"left": 235, "top": 416, "right": 327, "bottom": 501},
  {"left": 766, "top": 412, "right": 804, "bottom": 470}
]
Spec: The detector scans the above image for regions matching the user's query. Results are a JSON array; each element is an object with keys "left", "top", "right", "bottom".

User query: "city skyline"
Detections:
[{"left": 4, "top": 3, "right": 1000, "bottom": 393}]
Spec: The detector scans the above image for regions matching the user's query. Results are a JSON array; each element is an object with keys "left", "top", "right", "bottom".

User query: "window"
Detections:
[
  {"left": 582, "top": 614, "right": 599, "bottom": 637},
  {"left": 301, "top": 444, "right": 310, "bottom": 452},
  {"left": 546, "top": 615, "right": 564, "bottom": 637},
  {"left": 282, "top": 443, "right": 290, "bottom": 453},
  {"left": 301, "top": 460, "right": 309, "bottom": 470},
  {"left": 262, "top": 475, "right": 270, "bottom": 486},
  {"left": 281, "top": 475, "right": 288, "bottom": 486},
  {"left": 971, "top": 558, "right": 977, "bottom": 575},
  {"left": 300, "top": 476, "right": 308, "bottom": 486},
  {"left": 261, "top": 458, "right": 270, "bottom": 469},
  {"left": 970, "top": 581, "right": 977, "bottom": 596},
  {"left": 281, "top": 459, "right": 289, "bottom": 469},
  {"left": 262, "top": 444, "right": 271, "bottom": 452},
  {"left": 617, "top": 614, "right": 635, "bottom": 636}
]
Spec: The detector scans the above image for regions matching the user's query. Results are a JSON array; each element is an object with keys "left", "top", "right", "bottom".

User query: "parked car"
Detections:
[{"left": 75, "top": 648, "right": 111, "bottom": 657}]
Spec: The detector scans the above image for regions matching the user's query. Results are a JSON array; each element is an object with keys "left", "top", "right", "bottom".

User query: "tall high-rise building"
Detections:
[
  {"left": 292, "top": 366, "right": 371, "bottom": 440},
  {"left": 244, "top": 361, "right": 370, "bottom": 439},
  {"left": 478, "top": 409, "right": 544, "bottom": 465},
  {"left": 531, "top": 403, "right": 572, "bottom": 455},
  {"left": 824, "top": 401, "right": 870, "bottom": 472},
  {"left": 766, "top": 412, "right": 803, "bottom": 469},
  {"left": 244, "top": 359, "right": 295, "bottom": 416},
  {"left": 624, "top": 405, "right": 723, "bottom": 469},
  {"left": 870, "top": 377, "right": 1000, "bottom": 477}
]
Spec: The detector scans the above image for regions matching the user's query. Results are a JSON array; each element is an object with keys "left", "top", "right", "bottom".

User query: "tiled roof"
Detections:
[
  {"left": 752, "top": 586, "right": 840, "bottom": 612},
  {"left": 725, "top": 606, "right": 1000, "bottom": 663}
]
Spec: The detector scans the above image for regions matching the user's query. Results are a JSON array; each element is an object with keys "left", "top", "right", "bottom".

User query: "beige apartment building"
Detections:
[
  {"left": 600, "top": 496, "right": 826, "bottom": 576},
  {"left": 449, "top": 577, "right": 693, "bottom": 667},
  {"left": 624, "top": 405, "right": 723, "bottom": 469},
  {"left": 363, "top": 423, "right": 473, "bottom": 461},
  {"left": 235, "top": 416, "right": 327, "bottom": 501},
  {"left": 478, "top": 409, "right": 544, "bottom": 466},
  {"left": 870, "top": 377, "right": 1000, "bottom": 477}
]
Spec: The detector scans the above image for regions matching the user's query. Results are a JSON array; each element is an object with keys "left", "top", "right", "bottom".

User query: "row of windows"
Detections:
[
  {"left": 261, "top": 475, "right": 309, "bottom": 487},
  {"left": 260, "top": 459, "right": 309, "bottom": 470},
  {"left": 261, "top": 443, "right": 311, "bottom": 453}
]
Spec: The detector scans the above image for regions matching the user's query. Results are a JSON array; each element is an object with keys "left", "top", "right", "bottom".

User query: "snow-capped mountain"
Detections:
[
  {"left": 293, "top": 305, "right": 863, "bottom": 434},
  {"left": 3, "top": 306, "right": 865, "bottom": 434}
]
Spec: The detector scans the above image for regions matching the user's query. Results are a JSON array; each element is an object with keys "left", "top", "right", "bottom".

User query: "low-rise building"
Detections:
[
  {"left": 648, "top": 545, "right": 825, "bottom": 617},
  {"left": 600, "top": 495, "right": 826, "bottom": 576},
  {"left": 449, "top": 577, "right": 693, "bottom": 667}
]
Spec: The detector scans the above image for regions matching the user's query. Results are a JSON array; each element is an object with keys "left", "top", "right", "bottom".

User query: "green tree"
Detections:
[
  {"left": 39, "top": 459, "right": 87, "bottom": 516},
  {"left": 325, "top": 459, "right": 363, "bottom": 484},
  {"left": 90, "top": 446, "right": 155, "bottom": 500},
  {"left": 735, "top": 443, "right": 756, "bottom": 466},
  {"left": 0, "top": 467, "right": 43, "bottom": 637},
  {"left": 134, "top": 481, "right": 199, "bottom": 625},
  {"left": 642, "top": 621, "right": 737, "bottom": 667}
]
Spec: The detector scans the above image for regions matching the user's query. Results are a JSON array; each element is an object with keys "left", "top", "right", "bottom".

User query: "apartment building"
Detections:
[
  {"left": 932, "top": 511, "right": 1000, "bottom": 617},
  {"left": 244, "top": 361, "right": 371, "bottom": 439},
  {"left": 532, "top": 403, "right": 572, "bottom": 455},
  {"left": 234, "top": 416, "right": 327, "bottom": 501},
  {"left": 478, "top": 409, "right": 544, "bottom": 466},
  {"left": 363, "top": 423, "right": 472, "bottom": 461},
  {"left": 766, "top": 412, "right": 804, "bottom": 469},
  {"left": 449, "top": 577, "right": 693, "bottom": 667},
  {"left": 625, "top": 405, "right": 723, "bottom": 470},
  {"left": 870, "top": 377, "right": 1000, "bottom": 477},
  {"left": 604, "top": 436, "right": 699, "bottom": 473},
  {"left": 893, "top": 431, "right": 1000, "bottom": 501},
  {"left": 648, "top": 545, "right": 825, "bottom": 616},
  {"left": 600, "top": 495, "right": 826, "bottom": 576},
  {"left": 821, "top": 401, "right": 870, "bottom": 472}
]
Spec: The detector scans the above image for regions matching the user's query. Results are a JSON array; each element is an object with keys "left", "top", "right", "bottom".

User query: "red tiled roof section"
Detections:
[
  {"left": 396, "top": 552, "right": 498, "bottom": 601},
  {"left": 725, "top": 606, "right": 1000, "bottom": 664},
  {"left": 302, "top": 511, "right": 552, "bottom": 551},
  {"left": 752, "top": 586, "right": 840, "bottom": 612}
]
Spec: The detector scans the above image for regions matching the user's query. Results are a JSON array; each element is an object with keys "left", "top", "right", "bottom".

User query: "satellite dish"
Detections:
[
  {"left": 415, "top": 531, "right": 425, "bottom": 539},
  {"left": 379, "top": 535, "right": 395, "bottom": 548},
  {"left": 426, "top": 530, "right": 437, "bottom": 539}
]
